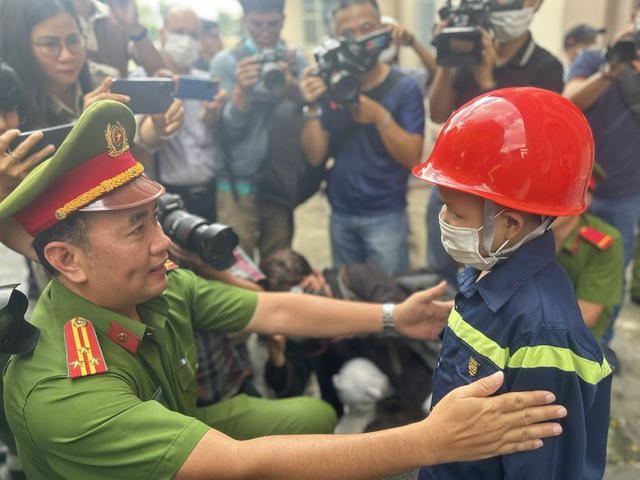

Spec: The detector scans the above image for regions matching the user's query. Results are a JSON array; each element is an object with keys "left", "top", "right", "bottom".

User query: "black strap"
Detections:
[{"left": 616, "top": 65, "right": 640, "bottom": 126}]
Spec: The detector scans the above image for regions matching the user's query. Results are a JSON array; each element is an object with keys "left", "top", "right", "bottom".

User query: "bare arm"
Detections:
[
  {"left": 245, "top": 281, "right": 451, "bottom": 340},
  {"left": 577, "top": 298, "right": 605, "bottom": 329},
  {"left": 428, "top": 66, "right": 457, "bottom": 123},
  {"left": 175, "top": 371, "right": 565, "bottom": 479},
  {"left": 563, "top": 68, "right": 620, "bottom": 112},
  {"left": 300, "top": 65, "right": 330, "bottom": 166}
]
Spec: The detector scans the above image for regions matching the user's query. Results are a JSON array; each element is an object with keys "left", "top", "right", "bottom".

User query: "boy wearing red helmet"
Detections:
[{"left": 414, "top": 87, "right": 612, "bottom": 480}]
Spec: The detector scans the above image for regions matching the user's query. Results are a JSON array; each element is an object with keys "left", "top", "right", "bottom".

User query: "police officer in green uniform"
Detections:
[
  {"left": 553, "top": 164, "right": 624, "bottom": 341},
  {"left": 0, "top": 101, "right": 567, "bottom": 480}
]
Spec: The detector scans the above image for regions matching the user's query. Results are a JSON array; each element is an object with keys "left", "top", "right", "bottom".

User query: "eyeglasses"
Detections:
[
  {"left": 248, "top": 18, "right": 283, "bottom": 32},
  {"left": 31, "top": 33, "right": 85, "bottom": 58}
]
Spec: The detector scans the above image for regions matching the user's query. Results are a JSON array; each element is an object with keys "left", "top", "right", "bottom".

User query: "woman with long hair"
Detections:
[{"left": 0, "top": 0, "right": 183, "bottom": 143}]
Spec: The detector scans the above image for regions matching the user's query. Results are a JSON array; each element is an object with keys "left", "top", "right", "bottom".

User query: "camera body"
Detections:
[
  {"left": 156, "top": 193, "right": 239, "bottom": 270},
  {"left": 313, "top": 29, "right": 392, "bottom": 106},
  {"left": 434, "top": 0, "right": 524, "bottom": 67},
  {"left": 605, "top": 31, "right": 640, "bottom": 64},
  {"left": 255, "top": 49, "right": 288, "bottom": 94}
]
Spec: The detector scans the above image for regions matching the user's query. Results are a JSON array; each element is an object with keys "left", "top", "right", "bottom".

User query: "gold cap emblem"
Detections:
[{"left": 105, "top": 121, "right": 130, "bottom": 157}]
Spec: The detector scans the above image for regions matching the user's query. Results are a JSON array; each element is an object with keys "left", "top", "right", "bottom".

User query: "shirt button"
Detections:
[
  {"left": 437, "top": 357, "right": 443, "bottom": 367},
  {"left": 117, "top": 333, "right": 129, "bottom": 343}
]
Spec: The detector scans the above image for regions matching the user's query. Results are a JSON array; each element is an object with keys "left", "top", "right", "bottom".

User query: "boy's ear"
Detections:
[
  {"left": 499, "top": 210, "right": 525, "bottom": 240},
  {"left": 43, "top": 242, "right": 89, "bottom": 284}
]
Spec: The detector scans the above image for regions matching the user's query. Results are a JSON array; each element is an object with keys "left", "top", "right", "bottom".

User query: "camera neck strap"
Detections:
[{"left": 615, "top": 64, "right": 640, "bottom": 125}]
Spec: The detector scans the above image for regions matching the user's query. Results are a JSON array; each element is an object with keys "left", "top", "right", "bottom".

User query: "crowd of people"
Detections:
[{"left": 0, "top": 0, "right": 636, "bottom": 478}]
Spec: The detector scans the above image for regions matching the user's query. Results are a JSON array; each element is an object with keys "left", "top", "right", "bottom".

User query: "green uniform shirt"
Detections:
[
  {"left": 4, "top": 268, "right": 258, "bottom": 480},
  {"left": 556, "top": 213, "right": 623, "bottom": 340}
]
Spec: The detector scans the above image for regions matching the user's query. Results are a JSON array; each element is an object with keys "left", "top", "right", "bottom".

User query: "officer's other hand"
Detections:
[{"left": 423, "top": 371, "right": 566, "bottom": 463}]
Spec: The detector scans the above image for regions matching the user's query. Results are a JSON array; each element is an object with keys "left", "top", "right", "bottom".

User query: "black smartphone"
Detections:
[
  {"left": 8, "top": 123, "right": 74, "bottom": 159},
  {"left": 110, "top": 78, "right": 176, "bottom": 114},
  {"left": 175, "top": 76, "right": 220, "bottom": 101}
]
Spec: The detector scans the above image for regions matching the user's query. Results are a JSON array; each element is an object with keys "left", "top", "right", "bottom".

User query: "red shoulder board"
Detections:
[
  {"left": 578, "top": 226, "right": 615, "bottom": 250},
  {"left": 165, "top": 259, "right": 179, "bottom": 271},
  {"left": 64, "top": 317, "right": 108, "bottom": 379}
]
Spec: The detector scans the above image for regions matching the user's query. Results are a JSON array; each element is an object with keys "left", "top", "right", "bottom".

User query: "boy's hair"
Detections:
[
  {"left": 331, "top": 0, "right": 380, "bottom": 17},
  {"left": 239, "top": 0, "right": 285, "bottom": 15},
  {"left": 32, "top": 213, "right": 92, "bottom": 277},
  {"left": 259, "top": 249, "right": 313, "bottom": 292}
]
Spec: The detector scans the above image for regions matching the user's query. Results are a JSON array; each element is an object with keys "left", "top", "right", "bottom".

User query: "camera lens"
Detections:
[
  {"left": 329, "top": 70, "right": 360, "bottom": 104},
  {"left": 157, "top": 193, "right": 239, "bottom": 270},
  {"left": 261, "top": 63, "right": 286, "bottom": 93}
]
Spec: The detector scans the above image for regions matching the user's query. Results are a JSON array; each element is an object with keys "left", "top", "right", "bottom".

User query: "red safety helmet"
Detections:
[{"left": 413, "top": 87, "right": 594, "bottom": 216}]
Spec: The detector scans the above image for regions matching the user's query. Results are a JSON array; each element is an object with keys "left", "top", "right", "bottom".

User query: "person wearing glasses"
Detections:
[
  {"left": 0, "top": 0, "right": 183, "bottom": 149},
  {"left": 209, "top": 0, "right": 308, "bottom": 261}
]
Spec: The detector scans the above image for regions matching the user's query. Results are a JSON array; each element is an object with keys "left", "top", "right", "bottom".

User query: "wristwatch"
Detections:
[
  {"left": 382, "top": 303, "right": 397, "bottom": 335},
  {"left": 129, "top": 26, "right": 148, "bottom": 43},
  {"left": 302, "top": 105, "right": 322, "bottom": 119}
]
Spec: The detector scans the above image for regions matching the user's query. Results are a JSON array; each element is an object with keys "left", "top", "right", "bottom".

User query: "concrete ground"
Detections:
[{"left": 0, "top": 179, "right": 637, "bottom": 479}]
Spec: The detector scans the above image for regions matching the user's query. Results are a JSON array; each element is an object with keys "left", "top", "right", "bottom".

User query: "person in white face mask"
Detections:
[
  {"left": 425, "top": 0, "right": 564, "bottom": 290},
  {"left": 154, "top": 5, "right": 226, "bottom": 223},
  {"left": 414, "top": 87, "right": 612, "bottom": 480}
]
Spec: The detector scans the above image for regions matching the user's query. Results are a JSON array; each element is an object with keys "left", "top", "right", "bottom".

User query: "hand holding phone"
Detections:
[
  {"left": 175, "top": 76, "right": 220, "bottom": 101},
  {"left": 111, "top": 78, "right": 176, "bottom": 114},
  {"left": 7, "top": 124, "right": 73, "bottom": 158}
]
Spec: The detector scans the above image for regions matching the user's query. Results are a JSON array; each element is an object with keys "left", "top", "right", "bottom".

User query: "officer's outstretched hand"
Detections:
[
  {"left": 394, "top": 281, "right": 452, "bottom": 339},
  {"left": 422, "top": 371, "right": 565, "bottom": 464}
]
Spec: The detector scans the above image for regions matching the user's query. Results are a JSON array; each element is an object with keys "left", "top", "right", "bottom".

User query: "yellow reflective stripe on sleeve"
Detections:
[
  {"left": 448, "top": 310, "right": 612, "bottom": 385},
  {"left": 448, "top": 309, "right": 510, "bottom": 368}
]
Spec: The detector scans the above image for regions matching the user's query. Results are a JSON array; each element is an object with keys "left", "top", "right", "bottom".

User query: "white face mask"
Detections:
[
  {"left": 489, "top": 6, "right": 535, "bottom": 43},
  {"left": 164, "top": 32, "right": 200, "bottom": 69},
  {"left": 439, "top": 208, "right": 510, "bottom": 271}
]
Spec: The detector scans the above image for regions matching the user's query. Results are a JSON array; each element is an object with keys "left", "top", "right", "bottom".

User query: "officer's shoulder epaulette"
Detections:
[
  {"left": 64, "top": 317, "right": 108, "bottom": 379},
  {"left": 165, "top": 259, "right": 180, "bottom": 271},
  {"left": 578, "top": 225, "right": 615, "bottom": 250}
]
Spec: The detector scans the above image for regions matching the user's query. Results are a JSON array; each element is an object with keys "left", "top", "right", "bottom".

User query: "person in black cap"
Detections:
[{"left": 564, "top": 24, "right": 605, "bottom": 66}]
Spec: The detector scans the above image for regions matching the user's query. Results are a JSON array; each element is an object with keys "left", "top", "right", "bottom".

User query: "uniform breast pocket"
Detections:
[
  {"left": 174, "top": 345, "right": 198, "bottom": 391},
  {"left": 453, "top": 341, "right": 500, "bottom": 384}
]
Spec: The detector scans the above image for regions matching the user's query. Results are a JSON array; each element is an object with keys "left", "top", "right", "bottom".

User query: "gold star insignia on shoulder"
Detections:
[{"left": 64, "top": 317, "right": 108, "bottom": 379}]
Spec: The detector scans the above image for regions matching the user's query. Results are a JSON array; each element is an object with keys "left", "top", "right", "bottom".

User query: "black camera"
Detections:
[
  {"left": 256, "top": 49, "right": 288, "bottom": 94},
  {"left": 433, "top": 0, "right": 524, "bottom": 66},
  {"left": 312, "top": 29, "right": 392, "bottom": 106},
  {"left": 0, "top": 284, "right": 38, "bottom": 355},
  {"left": 605, "top": 32, "right": 640, "bottom": 64},
  {"left": 156, "top": 193, "right": 239, "bottom": 270}
]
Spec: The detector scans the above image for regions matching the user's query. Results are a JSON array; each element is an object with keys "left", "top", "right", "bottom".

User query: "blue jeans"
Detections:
[
  {"left": 330, "top": 209, "right": 409, "bottom": 274},
  {"left": 426, "top": 187, "right": 459, "bottom": 288},
  {"left": 588, "top": 192, "right": 640, "bottom": 345}
]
